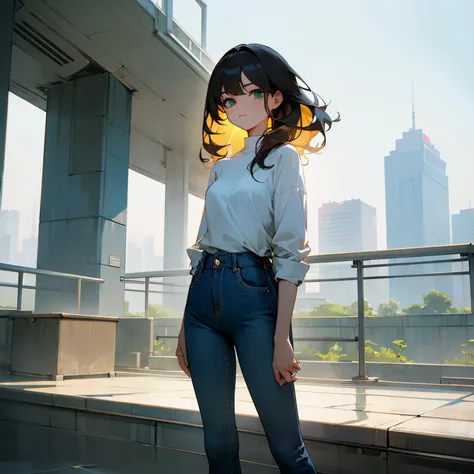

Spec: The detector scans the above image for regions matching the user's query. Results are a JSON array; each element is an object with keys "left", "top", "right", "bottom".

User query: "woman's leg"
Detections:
[
  {"left": 184, "top": 299, "right": 240, "bottom": 474},
  {"left": 234, "top": 317, "right": 316, "bottom": 474}
]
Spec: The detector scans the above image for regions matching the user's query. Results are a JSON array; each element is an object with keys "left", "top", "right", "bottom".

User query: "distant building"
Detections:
[
  {"left": 0, "top": 210, "right": 20, "bottom": 264},
  {"left": 451, "top": 208, "right": 474, "bottom": 309},
  {"left": 384, "top": 121, "right": 451, "bottom": 307},
  {"left": 318, "top": 199, "right": 387, "bottom": 307}
]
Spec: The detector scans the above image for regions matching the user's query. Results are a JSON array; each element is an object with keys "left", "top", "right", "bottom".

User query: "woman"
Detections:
[{"left": 175, "top": 43, "right": 337, "bottom": 474}]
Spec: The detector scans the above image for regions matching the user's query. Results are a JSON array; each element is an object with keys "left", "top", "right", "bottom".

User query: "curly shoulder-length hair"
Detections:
[{"left": 200, "top": 43, "right": 339, "bottom": 176}]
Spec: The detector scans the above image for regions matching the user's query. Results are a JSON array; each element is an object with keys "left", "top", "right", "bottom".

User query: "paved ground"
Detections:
[
  {"left": 0, "top": 371, "right": 472, "bottom": 431},
  {"left": 0, "top": 371, "right": 473, "bottom": 473}
]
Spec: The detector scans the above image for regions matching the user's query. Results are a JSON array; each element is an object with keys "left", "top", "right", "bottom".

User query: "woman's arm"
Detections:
[
  {"left": 274, "top": 279, "right": 298, "bottom": 343},
  {"left": 270, "top": 146, "right": 311, "bottom": 385}
]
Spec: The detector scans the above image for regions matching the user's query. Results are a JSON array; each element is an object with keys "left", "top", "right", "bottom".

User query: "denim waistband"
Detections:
[{"left": 201, "top": 251, "right": 271, "bottom": 270}]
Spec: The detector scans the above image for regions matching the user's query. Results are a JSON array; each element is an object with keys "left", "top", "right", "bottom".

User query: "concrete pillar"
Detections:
[
  {"left": 163, "top": 150, "right": 189, "bottom": 269},
  {"left": 35, "top": 73, "right": 132, "bottom": 316},
  {"left": 163, "top": 150, "right": 189, "bottom": 312},
  {"left": 0, "top": 0, "right": 15, "bottom": 210}
]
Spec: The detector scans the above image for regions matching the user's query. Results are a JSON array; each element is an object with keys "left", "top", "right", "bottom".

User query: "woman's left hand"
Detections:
[{"left": 273, "top": 338, "right": 301, "bottom": 386}]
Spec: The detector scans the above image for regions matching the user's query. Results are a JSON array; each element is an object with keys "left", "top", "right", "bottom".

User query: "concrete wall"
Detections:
[
  {"left": 116, "top": 318, "right": 153, "bottom": 368},
  {"left": 154, "top": 314, "right": 474, "bottom": 365},
  {"left": 0, "top": 317, "right": 11, "bottom": 369}
]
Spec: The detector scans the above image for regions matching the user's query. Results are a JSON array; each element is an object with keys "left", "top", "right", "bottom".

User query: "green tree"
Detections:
[
  {"left": 378, "top": 298, "right": 400, "bottom": 317},
  {"left": 402, "top": 290, "right": 458, "bottom": 315},
  {"left": 422, "top": 290, "right": 457, "bottom": 314},
  {"left": 348, "top": 300, "right": 372, "bottom": 316},
  {"left": 147, "top": 304, "right": 175, "bottom": 318},
  {"left": 403, "top": 303, "right": 424, "bottom": 315},
  {"left": 310, "top": 303, "right": 348, "bottom": 317}
]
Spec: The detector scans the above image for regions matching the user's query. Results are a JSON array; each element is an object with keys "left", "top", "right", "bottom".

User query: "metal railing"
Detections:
[
  {"left": 148, "top": 0, "right": 214, "bottom": 72},
  {"left": 0, "top": 263, "right": 104, "bottom": 313},
  {"left": 162, "top": 0, "right": 207, "bottom": 51},
  {"left": 122, "top": 243, "right": 474, "bottom": 382}
]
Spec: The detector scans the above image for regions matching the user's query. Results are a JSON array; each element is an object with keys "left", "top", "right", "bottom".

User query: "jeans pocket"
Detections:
[{"left": 236, "top": 266, "right": 269, "bottom": 293}]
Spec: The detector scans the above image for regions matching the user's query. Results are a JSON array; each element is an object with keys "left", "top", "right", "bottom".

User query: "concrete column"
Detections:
[
  {"left": 0, "top": 0, "right": 15, "bottom": 210},
  {"left": 163, "top": 151, "right": 189, "bottom": 313},
  {"left": 163, "top": 151, "right": 189, "bottom": 270},
  {"left": 35, "top": 73, "right": 132, "bottom": 316}
]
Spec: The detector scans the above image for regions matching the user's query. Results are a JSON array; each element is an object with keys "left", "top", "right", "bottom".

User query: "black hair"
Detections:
[{"left": 200, "top": 43, "right": 339, "bottom": 177}]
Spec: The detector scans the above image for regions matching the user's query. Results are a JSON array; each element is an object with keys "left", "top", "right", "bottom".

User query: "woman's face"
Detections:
[{"left": 220, "top": 72, "right": 282, "bottom": 133}]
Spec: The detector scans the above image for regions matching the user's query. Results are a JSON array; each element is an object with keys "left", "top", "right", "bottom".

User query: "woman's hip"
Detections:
[{"left": 185, "top": 251, "right": 278, "bottom": 329}]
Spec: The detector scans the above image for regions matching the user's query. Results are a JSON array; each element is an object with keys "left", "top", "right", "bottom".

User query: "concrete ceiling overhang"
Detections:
[{"left": 9, "top": 0, "right": 213, "bottom": 198}]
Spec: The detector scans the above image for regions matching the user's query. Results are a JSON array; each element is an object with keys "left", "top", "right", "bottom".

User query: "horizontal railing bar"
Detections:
[
  {"left": 365, "top": 271, "right": 469, "bottom": 281},
  {"left": 125, "top": 288, "right": 187, "bottom": 296},
  {"left": 122, "top": 269, "right": 190, "bottom": 279},
  {"left": 293, "top": 337, "right": 358, "bottom": 342},
  {"left": 306, "top": 243, "right": 474, "bottom": 264},
  {"left": 305, "top": 277, "right": 357, "bottom": 283},
  {"left": 154, "top": 335, "right": 358, "bottom": 342},
  {"left": 363, "top": 258, "right": 467, "bottom": 269},
  {"left": 0, "top": 263, "right": 104, "bottom": 283},
  {"left": 0, "top": 282, "right": 78, "bottom": 294},
  {"left": 122, "top": 279, "right": 188, "bottom": 288}
]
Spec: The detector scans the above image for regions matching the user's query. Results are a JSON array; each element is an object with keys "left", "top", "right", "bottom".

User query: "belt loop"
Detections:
[{"left": 231, "top": 253, "right": 237, "bottom": 272}]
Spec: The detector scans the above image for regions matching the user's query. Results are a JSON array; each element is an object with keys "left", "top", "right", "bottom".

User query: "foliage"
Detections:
[
  {"left": 377, "top": 298, "right": 400, "bottom": 317},
  {"left": 153, "top": 337, "right": 172, "bottom": 354},
  {"left": 309, "top": 303, "right": 348, "bottom": 317},
  {"left": 122, "top": 302, "right": 176, "bottom": 318},
  {"left": 299, "top": 344, "right": 348, "bottom": 361},
  {"left": 309, "top": 300, "right": 373, "bottom": 317},
  {"left": 348, "top": 300, "right": 373, "bottom": 316},
  {"left": 402, "top": 290, "right": 459, "bottom": 315},
  {"left": 147, "top": 304, "right": 176, "bottom": 318},
  {"left": 445, "top": 340, "right": 474, "bottom": 365},
  {"left": 297, "top": 339, "right": 412, "bottom": 363},
  {"left": 363, "top": 339, "right": 412, "bottom": 363},
  {"left": 403, "top": 303, "right": 424, "bottom": 316}
]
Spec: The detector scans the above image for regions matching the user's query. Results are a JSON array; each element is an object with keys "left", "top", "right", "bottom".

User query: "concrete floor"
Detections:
[{"left": 0, "top": 371, "right": 473, "bottom": 474}]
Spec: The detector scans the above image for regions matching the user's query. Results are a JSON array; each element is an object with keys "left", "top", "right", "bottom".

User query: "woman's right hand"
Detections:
[{"left": 176, "top": 325, "right": 190, "bottom": 377}]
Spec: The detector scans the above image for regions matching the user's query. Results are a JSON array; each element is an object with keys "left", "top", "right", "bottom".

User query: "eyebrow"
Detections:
[{"left": 220, "top": 84, "right": 261, "bottom": 99}]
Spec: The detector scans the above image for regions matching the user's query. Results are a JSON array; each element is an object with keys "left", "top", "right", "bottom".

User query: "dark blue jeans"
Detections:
[{"left": 184, "top": 251, "right": 317, "bottom": 474}]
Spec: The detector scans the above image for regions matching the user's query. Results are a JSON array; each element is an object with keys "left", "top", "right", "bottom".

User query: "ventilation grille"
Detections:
[{"left": 13, "top": 10, "right": 88, "bottom": 78}]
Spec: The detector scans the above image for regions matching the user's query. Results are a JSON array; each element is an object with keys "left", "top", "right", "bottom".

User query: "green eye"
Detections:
[
  {"left": 223, "top": 98, "right": 236, "bottom": 108},
  {"left": 253, "top": 89, "right": 264, "bottom": 99}
]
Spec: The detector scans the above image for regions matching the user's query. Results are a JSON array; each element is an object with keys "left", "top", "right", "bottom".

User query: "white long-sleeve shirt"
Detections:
[{"left": 187, "top": 135, "right": 311, "bottom": 286}]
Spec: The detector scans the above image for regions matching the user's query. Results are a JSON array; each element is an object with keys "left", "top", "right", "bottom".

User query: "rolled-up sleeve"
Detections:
[
  {"left": 186, "top": 162, "right": 218, "bottom": 274},
  {"left": 271, "top": 146, "right": 311, "bottom": 286}
]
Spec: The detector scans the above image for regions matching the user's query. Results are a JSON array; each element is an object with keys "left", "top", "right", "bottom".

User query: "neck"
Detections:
[{"left": 247, "top": 120, "right": 268, "bottom": 137}]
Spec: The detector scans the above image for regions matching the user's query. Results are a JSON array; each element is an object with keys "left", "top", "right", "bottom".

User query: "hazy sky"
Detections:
[{"left": 3, "top": 0, "right": 474, "bottom": 264}]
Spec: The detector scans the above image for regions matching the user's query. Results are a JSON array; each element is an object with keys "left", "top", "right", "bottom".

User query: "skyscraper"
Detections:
[
  {"left": 318, "top": 199, "right": 386, "bottom": 306},
  {"left": 451, "top": 208, "right": 474, "bottom": 309},
  {"left": 384, "top": 113, "right": 451, "bottom": 307},
  {"left": 0, "top": 210, "right": 20, "bottom": 264},
  {"left": 319, "top": 199, "right": 377, "bottom": 253}
]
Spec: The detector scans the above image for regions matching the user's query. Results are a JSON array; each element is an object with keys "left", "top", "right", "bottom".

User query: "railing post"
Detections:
[
  {"left": 77, "top": 278, "right": 82, "bottom": 313},
  {"left": 16, "top": 272, "right": 23, "bottom": 311},
  {"left": 200, "top": 2, "right": 207, "bottom": 50},
  {"left": 468, "top": 252, "right": 474, "bottom": 314},
  {"left": 144, "top": 277, "right": 150, "bottom": 316},
  {"left": 164, "top": 0, "right": 173, "bottom": 35},
  {"left": 353, "top": 260, "right": 369, "bottom": 381}
]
